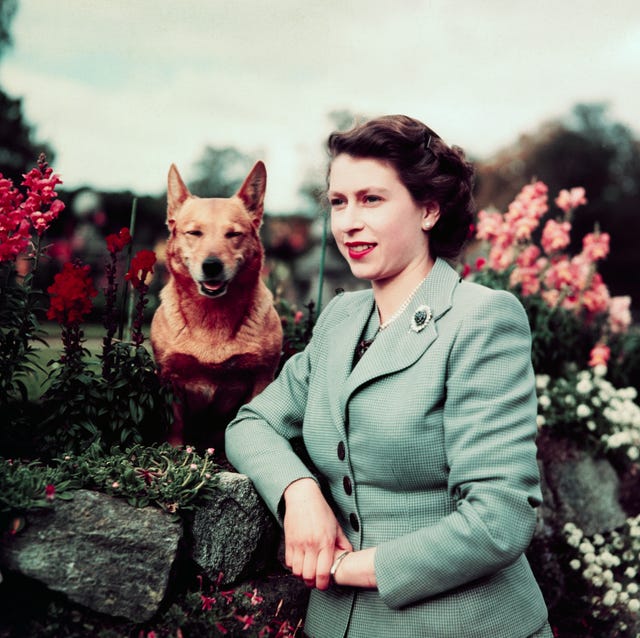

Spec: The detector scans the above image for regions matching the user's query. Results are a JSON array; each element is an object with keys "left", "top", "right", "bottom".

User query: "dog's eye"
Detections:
[
  {"left": 185, "top": 230, "right": 203, "bottom": 237},
  {"left": 225, "top": 231, "right": 243, "bottom": 239}
]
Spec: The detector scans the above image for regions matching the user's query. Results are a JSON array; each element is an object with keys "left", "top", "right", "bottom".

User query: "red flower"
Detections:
[
  {"left": 200, "top": 594, "right": 217, "bottom": 611},
  {"left": 105, "top": 227, "right": 131, "bottom": 254},
  {"left": 45, "top": 484, "right": 55, "bottom": 501},
  {"left": 126, "top": 249, "right": 156, "bottom": 289},
  {"left": 235, "top": 614, "right": 256, "bottom": 631},
  {"left": 47, "top": 262, "right": 98, "bottom": 325}
]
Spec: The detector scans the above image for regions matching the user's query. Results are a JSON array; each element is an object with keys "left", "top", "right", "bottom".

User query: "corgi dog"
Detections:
[{"left": 150, "top": 161, "right": 283, "bottom": 449}]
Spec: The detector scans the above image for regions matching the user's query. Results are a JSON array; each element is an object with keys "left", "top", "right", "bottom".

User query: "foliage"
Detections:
[
  {"left": 535, "top": 367, "right": 640, "bottom": 461},
  {"left": 561, "top": 517, "right": 640, "bottom": 637},
  {"left": 1, "top": 443, "right": 220, "bottom": 520},
  {"left": 0, "top": 570, "right": 304, "bottom": 638},
  {"left": 0, "top": 157, "right": 174, "bottom": 459},
  {"left": 274, "top": 296, "right": 316, "bottom": 370}
]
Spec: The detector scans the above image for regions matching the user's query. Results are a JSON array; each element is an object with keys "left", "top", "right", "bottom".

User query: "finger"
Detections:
[
  {"left": 302, "top": 548, "right": 318, "bottom": 587},
  {"left": 335, "top": 525, "right": 353, "bottom": 552},
  {"left": 315, "top": 548, "right": 334, "bottom": 590}
]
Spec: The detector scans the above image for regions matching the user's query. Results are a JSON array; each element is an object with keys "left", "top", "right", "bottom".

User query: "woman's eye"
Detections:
[
  {"left": 364, "top": 194, "right": 381, "bottom": 204},
  {"left": 225, "top": 231, "right": 243, "bottom": 239},
  {"left": 186, "top": 230, "right": 202, "bottom": 237},
  {"left": 329, "top": 197, "right": 344, "bottom": 207}
]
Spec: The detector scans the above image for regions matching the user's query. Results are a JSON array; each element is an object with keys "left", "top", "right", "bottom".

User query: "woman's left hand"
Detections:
[{"left": 331, "top": 546, "right": 378, "bottom": 588}]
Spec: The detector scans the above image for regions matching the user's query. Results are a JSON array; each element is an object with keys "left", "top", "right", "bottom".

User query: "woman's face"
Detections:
[{"left": 328, "top": 154, "right": 438, "bottom": 287}]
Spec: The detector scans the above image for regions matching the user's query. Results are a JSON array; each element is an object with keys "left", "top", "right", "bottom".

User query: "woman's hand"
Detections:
[
  {"left": 331, "top": 547, "right": 377, "bottom": 589},
  {"left": 283, "top": 478, "right": 352, "bottom": 590}
]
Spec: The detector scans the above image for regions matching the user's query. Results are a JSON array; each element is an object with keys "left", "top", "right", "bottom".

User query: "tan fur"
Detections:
[{"left": 150, "top": 161, "right": 283, "bottom": 448}]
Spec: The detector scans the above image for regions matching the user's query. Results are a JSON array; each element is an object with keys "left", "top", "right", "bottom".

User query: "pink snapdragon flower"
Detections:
[
  {"left": 555, "top": 187, "right": 587, "bottom": 213},
  {"left": 541, "top": 219, "right": 572, "bottom": 255},
  {"left": 581, "top": 231, "right": 610, "bottom": 262},
  {"left": 608, "top": 296, "right": 632, "bottom": 334},
  {"left": 589, "top": 343, "right": 610, "bottom": 368}
]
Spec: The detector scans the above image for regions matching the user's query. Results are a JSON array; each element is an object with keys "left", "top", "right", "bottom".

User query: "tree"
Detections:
[
  {"left": 187, "top": 146, "right": 255, "bottom": 198},
  {"left": 0, "top": 0, "right": 55, "bottom": 182}
]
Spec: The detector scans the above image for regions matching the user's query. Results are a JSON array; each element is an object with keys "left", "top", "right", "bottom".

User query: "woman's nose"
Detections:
[{"left": 334, "top": 202, "right": 364, "bottom": 233}]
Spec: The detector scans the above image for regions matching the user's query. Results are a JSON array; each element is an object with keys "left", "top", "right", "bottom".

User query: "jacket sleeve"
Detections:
[
  {"left": 375, "top": 289, "right": 542, "bottom": 608},
  {"left": 225, "top": 296, "right": 339, "bottom": 521}
]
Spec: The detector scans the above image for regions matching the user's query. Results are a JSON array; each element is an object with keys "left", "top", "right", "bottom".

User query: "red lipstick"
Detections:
[{"left": 346, "top": 242, "right": 376, "bottom": 260}]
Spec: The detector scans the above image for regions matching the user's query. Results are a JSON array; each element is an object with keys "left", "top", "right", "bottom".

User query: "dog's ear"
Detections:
[
  {"left": 167, "top": 164, "right": 191, "bottom": 226},
  {"left": 236, "top": 161, "right": 267, "bottom": 228}
]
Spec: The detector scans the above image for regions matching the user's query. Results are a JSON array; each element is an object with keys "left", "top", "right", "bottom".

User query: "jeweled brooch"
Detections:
[{"left": 410, "top": 305, "right": 433, "bottom": 333}]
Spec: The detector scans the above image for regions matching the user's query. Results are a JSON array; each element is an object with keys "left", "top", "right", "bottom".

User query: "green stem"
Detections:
[
  {"left": 316, "top": 207, "right": 329, "bottom": 313},
  {"left": 118, "top": 198, "right": 138, "bottom": 341}
]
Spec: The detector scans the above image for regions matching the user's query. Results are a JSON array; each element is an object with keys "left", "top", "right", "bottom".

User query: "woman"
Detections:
[{"left": 225, "top": 115, "right": 551, "bottom": 637}]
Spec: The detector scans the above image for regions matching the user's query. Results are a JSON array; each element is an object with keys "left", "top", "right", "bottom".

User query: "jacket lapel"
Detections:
[{"left": 335, "top": 258, "right": 461, "bottom": 419}]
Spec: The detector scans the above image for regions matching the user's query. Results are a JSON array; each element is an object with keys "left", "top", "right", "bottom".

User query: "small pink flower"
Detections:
[
  {"left": 589, "top": 343, "right": 610, "bottom": 368},
  {"left": 461, "top": 263, "right": 471, "bottom": 279},
  {"left": 206, "top": 447, "right": 215, "bottom": 456},
  {"left": 555, "top": 187, "right": 587, "bottom": 213},
  {"left": 185, "top": 446, "right": 194, "bottom": 454},
  {"left": 189, "top": 463, "right": 198, "bottom": 471},
  {"left": 541, "top": 219, "right": 571, "bottom": 255},
  {"left": 235, "top": 614, "right": 256, "bottom": 631},
  {"left": 112, "top": 481, "right": 120, "bottom": 489},
  {"left": 215, "top": 623, "right": 228, "bottom": 635},
  {"left": 245, "top": 587, "right": 264, "bottom": 606},
  {"left": 293, "top": 310, "right": 304, "bottom": 324},
  {"left": 200, "top": 594, "right": 217, "bottom": 611},
  {"left": 475, "top": 257, "right": 486, "bottom": 271},
  {"left": 608, "top": 296, "right": 632, "bottom": 334},
  {"left": 581, "top": 231, "right": 610, "bottom": 262},
  {"left": 45, "top": 484, "right": 56, "bottom": 501}
]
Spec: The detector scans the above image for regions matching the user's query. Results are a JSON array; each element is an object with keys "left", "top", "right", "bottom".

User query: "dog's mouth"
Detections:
[{"left": 199, "top": 279, "right": 229, "bottom": 298}]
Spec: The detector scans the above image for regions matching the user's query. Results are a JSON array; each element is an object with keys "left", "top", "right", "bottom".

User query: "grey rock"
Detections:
[
  {"left": 190, "top": 471, "right": 278, "bottom": 584},
  {"left": 0, "top": 489, "right": 182, "bottom": 622},
  {"left": 539, "top": 441, "right": 627, "bottom": 536}
]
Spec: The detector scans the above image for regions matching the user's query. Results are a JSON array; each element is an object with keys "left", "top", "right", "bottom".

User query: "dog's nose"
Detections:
[{"left": 202, "top": 257, "right": 224, "bottom": 279}]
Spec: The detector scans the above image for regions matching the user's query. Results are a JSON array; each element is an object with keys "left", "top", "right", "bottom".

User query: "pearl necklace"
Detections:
[{"left": 378, "top": 274, "right": 429, "bottom": 331}]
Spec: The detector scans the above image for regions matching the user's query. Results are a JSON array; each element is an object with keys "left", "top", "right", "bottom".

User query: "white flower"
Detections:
[
  {"left": 569, "top": 559, "right": 581, "bottom": 570},
  {"left": 592, "top": 534, "right": 605, "bottom": 546},
  {"left": 576, "top": 404, "right": 591, "bottom": 418},
  {"left": 579, "top": 541, "right": 595, "bottom": 554},
  {"left": 628, "top": 598, "right": 640, "bottom": 613},
  {"left": 538, "top": 395, "right": 551, "bottom": 409},
  {"left": 576, "top": 378, "right": 593, "bottom": 394},
  {"left": 565, "top": 394, "right": 576, "bottom": 406},
  {"left": 628, "top": 446, "right": 639, "bottom": 461},
  {"left": 602, "top": 589, "right": 618, "bottom": 606},
  {"left": 628, "top": 583, "right": 639, "bottom": 595},
  {"left": 536, "top": 375, "right": 550, "bottom": 390},
  {"left": 587, "top": 420, "right": 597, "bottom": 431},
  {"left": 594, "top": 364, "right": 607, "bottom": 377},
  {"left": 536, "top": 415, "right": 546, "bottom": 428}
]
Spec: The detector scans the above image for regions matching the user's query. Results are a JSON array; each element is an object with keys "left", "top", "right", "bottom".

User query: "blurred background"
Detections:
[{"left": 1, "top": 0, "right": 639, "bottom": 317}]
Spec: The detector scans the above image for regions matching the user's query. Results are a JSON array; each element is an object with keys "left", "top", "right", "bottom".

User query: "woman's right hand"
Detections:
[{"left": 283, "top": 478, "right": 353, "bottom": 590}]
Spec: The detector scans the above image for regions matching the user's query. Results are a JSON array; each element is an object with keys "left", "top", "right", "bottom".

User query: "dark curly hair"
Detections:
[{"left": 327, "top": 114, "right": 475, "bottom": 261}]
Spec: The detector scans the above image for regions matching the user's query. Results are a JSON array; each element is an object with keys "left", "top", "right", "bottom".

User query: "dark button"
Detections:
[
  {"left": 349, "top": 513, "right": 360, "bottom": 532},
  {"left": 343, "top": 476, "right": 352, "bottom": 495},
  {"left": 337, "top": 441, "right": 345, "bottom": 461}
]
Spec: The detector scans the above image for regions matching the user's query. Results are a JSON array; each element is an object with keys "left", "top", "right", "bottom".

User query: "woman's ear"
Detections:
[{"left": 422, "top": 202, "right": 440, "bottom": 231}]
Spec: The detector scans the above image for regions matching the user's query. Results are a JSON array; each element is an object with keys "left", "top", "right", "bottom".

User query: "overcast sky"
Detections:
[{"left": 2, "top": 0, "right": 639, "bottom": 212}]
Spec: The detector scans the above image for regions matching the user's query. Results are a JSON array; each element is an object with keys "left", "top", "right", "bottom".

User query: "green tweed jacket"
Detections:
[{"left": 226, "top": 258, "right": 549, "bottom": 638}]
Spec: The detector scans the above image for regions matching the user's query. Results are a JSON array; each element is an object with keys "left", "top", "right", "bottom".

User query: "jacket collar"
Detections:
[{"left": 326, "top": 258, "right": 461, "bottom": 429}]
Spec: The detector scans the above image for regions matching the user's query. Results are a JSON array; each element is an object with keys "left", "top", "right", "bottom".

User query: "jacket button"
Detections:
[
  {"left": 343, "top": 476, "right": 352, "bottom": 495},
  {"left": 349, "top": 513, "right": 360, "bottom": 532},
  {"left": 337, "top": 441, "right": 345, "bottom": 460}
]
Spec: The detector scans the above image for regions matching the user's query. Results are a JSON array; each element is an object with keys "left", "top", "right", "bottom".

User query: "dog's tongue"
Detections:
[{"left": 203, "top": 281, "right": 224, "bottom": 292}]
